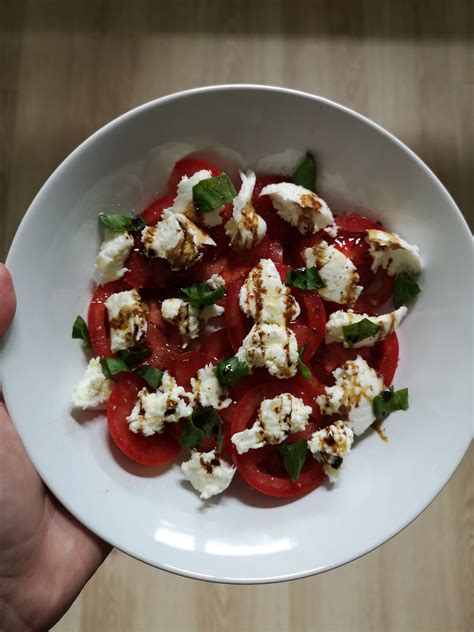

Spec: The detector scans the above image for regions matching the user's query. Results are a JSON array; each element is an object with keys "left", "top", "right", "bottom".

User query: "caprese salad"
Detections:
[{"left": 71, "top": 152, "right": 422, "bottom": 500}]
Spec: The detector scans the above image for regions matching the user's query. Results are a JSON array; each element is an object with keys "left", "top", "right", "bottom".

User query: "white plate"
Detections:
[{"left": 1, "top": 86, "right": 472, "bottom": 583}]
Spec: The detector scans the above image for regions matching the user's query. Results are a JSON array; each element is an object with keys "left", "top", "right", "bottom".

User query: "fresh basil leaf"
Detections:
[
  {"left": 117, "top": 347, "right": 151, "bottom": 367},
  {"left": 278, "top": 439, "right": 308, "bottom": 482},
  {"left": 180, "top": 408, "right": 223, "bottom": 452},
  {"left": 298, "top": 345, "right": 313, "bottom": 380},
  {"left": 285, "top": 266, "right": 325, "bottom": 290},
  {"left": 179, "top": 282, "right": 225, "bottom": 307},
  {"left": 193, "top": 173, "right": 237, "bottom": 215},
  {"left": 292, "top": 152, "right": 316, "bottom": 191},
  {"left": 72, "top": 315, "right": 91, "bottom": 352},
  {"left": 101, "top": 357, "right": 130, "bottom": 378},
  {"left": 393, "top": 272, "right": 421, "bottom": 309},
  {"left": 373, "top": 387, "right": 409, "bottom": 419},
  {"left": 99, "top": 213, "right": 143, "bottom": 232},
  {"left": 343, "top": 318, "right": 381, "bottom": 345},
  {"left": 214, "top": 356, "right": 250, "bottom": 387},
  {"left": 135, "top": 364, "right": 163, "bottom": 389}
]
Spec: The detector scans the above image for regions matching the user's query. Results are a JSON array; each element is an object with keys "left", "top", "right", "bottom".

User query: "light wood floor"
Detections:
[{"left": 1, "top": 1, "right": 472, "bottom": 630}]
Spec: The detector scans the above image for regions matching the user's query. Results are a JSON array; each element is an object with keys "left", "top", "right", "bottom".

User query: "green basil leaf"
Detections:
[
  {"left": 292, "top": 153, "right": 316, "bottom": 191},
  {"left": 180, "top": 408, "right": 223, "bottom": 452},
  {"left": 192, "top": 173, "right": 237, "bottom": 215},
  {"left": 343, "top": 318, "right": 381, "bottom": 345},
  {"left": 278, "top": 439, "right": 308, "bottom": 482},
  {"left": 285, "top": 266, "right": 325, "bottom": 290},
  {"left": 117, "top": 348, "right": 151, "bottom": 367},
  {"left": 72, "top": 315, "right": 92, "bottom": 352},
  {"left": 298, "top": 345, "right": 313, "bottom": 380},
  {"left": 373, "top": 387, "right": 409, "bottom": 419},
  {"left": 214, "top": 356, "right": 250, "bottom": 387},
  {"left": 101, "top": 357, "right": 130, "bottom": 378},
  {"left": 393, "top": 272, "right": 421, "bottom": 309},
  {"left": 179, "top": 282, "right": 225, "bottom": 307},
  {"left": 134, "top": 364, "right": 163, "bottom": 389},
  {"left": 99, "top": 213, "right": 144, "bottom": 232}
]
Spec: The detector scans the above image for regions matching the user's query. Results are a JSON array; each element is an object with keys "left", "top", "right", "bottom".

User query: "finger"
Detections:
[{"left": 0, "top": 263, "right": 16, "bottom": 336}]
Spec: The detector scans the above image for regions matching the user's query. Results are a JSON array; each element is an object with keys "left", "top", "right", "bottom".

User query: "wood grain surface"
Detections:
[{"left": 0, "top": 1, "right": 472, "bottom": 630}]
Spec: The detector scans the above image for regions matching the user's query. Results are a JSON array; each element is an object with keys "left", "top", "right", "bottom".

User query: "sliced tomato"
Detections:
[
  {"left": 87, "top": 280, "right": 128, "bottom": 357},
  {"left": 225, "top": 277, "right": 252, "bottom": 352},
  {"left": 335, "top": 214, "right": 382, "bottom": 233},
  {"left": 253, "top": 175, "right": 294, "bottom": 243},
  {"left": 354, "top": 268, "right": 394, "bottom": 312},
  {"left": 107, "top": 373, "right": 180, "bottom": 466},
  {"left": 291, "top": 289, "right": 326, "bottom": 360},
  {"left": 377, "top": 332, "right": 399, "bottom": 386},
  {"left": 199, "top": 329, "right": 233, "bottom": 361},
  {"left": 167, "top": 351, "right": 215, "bottom": 389},
  {"left": 230, "top": 382, "right": 325, "bottom": 497},
  {"left": 145, "top": 301, "right": 182, "bottom": 369},
  {"left": 122, "top": 232, "right": 151, "bottom": 289},
  {"left": 168, "top": 157, "right": 222, "bottom": 191},
  {"left": 141, "top": 193, "right": 175, "bottom": 225}
]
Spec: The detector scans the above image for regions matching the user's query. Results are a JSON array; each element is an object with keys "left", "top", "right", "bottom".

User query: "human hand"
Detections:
[{"left": 0, "top": 264, "right": 111, "bottom": 630}]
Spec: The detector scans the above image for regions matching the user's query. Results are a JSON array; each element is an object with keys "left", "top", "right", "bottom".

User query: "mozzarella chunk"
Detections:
[
  {"left": 308, "top": 420, "right": 354, "bottom": 483},
  {"left": 105, "top": 289, "right": 148, "bottom": 352},
  {"left": 365, "top": 229, "right": 423, "bottom": 276},
  {"left": 167, "top": 168, "right": 212, "bottom": 214},
  {"left": 207, "top": 274, "right": 226, "bottom": 290},
  {"left": 259, "top": 182, "right": 333, "bottom": 235},
  {"left": 239, "top": 259, "right": 300, "bottom": 326},
  {"left": 303, "top": 241, "right": 362, "bottom": 306},
  {"left": 161, "top": 298, "right": 224, "bottom": 346},
  {"left": 70, "top": 357, "right": 113, "bottom": 410},
  {"left": 325, "top": 307, "right": 408, "bottom": 348},
  {"left": 225, "top": 170, "right": 267, "bottom": 249},
  {"left": 94, "top": 229, "right": 134, "bottom": 284},
  {"left": 232, "top": 393, "right": 312, "bottom": 454},
  {"left": 181, "top": 449, "right": 236, "bottom": 500},
  {"left": 141, "top": 210, "right": 215, "bottom": 270},
  {"left": 191, "top": 364, "right": 231, "bottom": 410},
  {"left": 126, "top": 371, "right": 193, "bottom": 436},
  {"left": 236, "top": 323, "right": 299, "bottom": 379},
  {"left": 317, "top": 356, "right": 383, "bottom": 436}
]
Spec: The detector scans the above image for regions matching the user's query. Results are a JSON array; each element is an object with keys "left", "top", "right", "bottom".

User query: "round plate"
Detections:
[{"left": 2, "top": 86, "right": 472, "bottom": 583}]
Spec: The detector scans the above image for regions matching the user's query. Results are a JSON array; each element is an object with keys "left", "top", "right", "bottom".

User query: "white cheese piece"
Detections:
[
  {"left": 126, "top": 371, "right": 193, "bottom": 436},
  {"left": 308, "top": 420, "right": 354, "bottom": 483},
  {"left": 70, "top": 357, "right": 113, "bottom": 410},
  {"left": 141, "top": 210, "right": 216, "bottom": 270},
  {"left": 231, "top": 393, "right": 312, "bottom": 454},
  {"left": 239, "top": 258, "right": 300, "bottom": 326},
  {"left": 303, "top": 241, "right": 363, "bottom": 306},
  {"left": 167, "top": 169, "right": 212, "bottom": 215},
  {"left": 259, "top": 182, "right": 334, "bottom": 235},
  {"left": 105, "top": 289, "right": 148, "bottom": 352},
  {"left": 181, "top": 449, "right": 236, "bottom": 500},
  {"left": 323, "top": 223, "right": 339, "bottom": 239},
  {"left": 317, "top": 356, "right": 383, "bottom": 436},
  {"left": 207, "top": 274, "right": 226, "bottom": 290},
  {"left": 236, "top": 323, "right": 299, "bottom": 379},
  {"left": 225, "top": 170, "right": 267, "bottom": 249},
  {"left": 191, "top": 363, "right": 231, "bottom": 410},
  {"left": 94, "top": 229, "right": 134, "bottom": 284},
  {"left": 161, "top": 298, "right": 224, "bottom": 347},
  {"left": 325, "top": 307, "right": 408, "bottom": 348},
  {"left": 365, "top": 229, "right": 423, "bottom": 276}
]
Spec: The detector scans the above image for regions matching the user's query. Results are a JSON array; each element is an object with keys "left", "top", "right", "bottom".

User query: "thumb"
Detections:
[{"left": 0, "top": 263, "right": 16, "bottom": 337}]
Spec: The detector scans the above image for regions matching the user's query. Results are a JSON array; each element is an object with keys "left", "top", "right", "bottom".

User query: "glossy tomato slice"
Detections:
[
  {"left": 354, "top": 268, "right": 394, "bottom": 312},
  {"left": 122, "top": 232, "right": 151, "bottom": 289},
  {"left": 145, "top": 301, "right": 182, "bottom": 369},
  {"left": 199, "top": 329, "right": 233, "bottom": 361},
  {"left": 168, "top": 157, "right": 222, "bottom": 191},
  {"left": 141, "top": 193, "right": 175, "bottom": 225},
  {"left": 253, "top": 175, "right": 295, "bottom": 243},
  {"left": 107, "top": 373, "right": 181, "bottom": 466},
  {"left": 166, "top": 351, "right": 215, "bottom": 389},
  {"left": 377, "top": 332, "right": 399, "bottom": 386},
  {"left": 335, "top": 214, "right": 382, "bottom": 233},
  {"left": 230, "top": 382, "right": 325, "bottom": 497},
  {"left": 87, "top": 280, "right": 129, "bottom": 357}
]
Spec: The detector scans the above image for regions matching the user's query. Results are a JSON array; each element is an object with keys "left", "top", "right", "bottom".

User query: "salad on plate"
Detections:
[{"left": 71, "top": 151, "right": 423, "bottom": 501}]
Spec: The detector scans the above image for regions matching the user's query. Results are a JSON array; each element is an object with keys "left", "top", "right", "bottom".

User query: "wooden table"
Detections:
[{"left": 1, "top": 2, "right": 472, "bottom": 630}]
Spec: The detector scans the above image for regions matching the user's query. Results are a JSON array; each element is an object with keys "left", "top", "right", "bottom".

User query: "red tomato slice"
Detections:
[
  {"left": 225, "top": 276, "right": 252, "bottom": 353},
  {"left": 122, "top": 232, "right": 151, "bottom": 289},
  {"left": 335, "top": 214, "right": 382, "bottom": 233},
  {"left": 199, "top": 329, "right": 233, "bottom": 361},
  {"left": 145, "top": 301, "right": 182, "bottom": 369},
  {"left": 354, "top": 268, "right": 394, "bottom": 312},
  {"left": 253, "top": 175, "right": 295, "bottom": 243},
  {"left": 107, "top": 373, "right": 180, "bottom": 466},
  {"left": 141, "top": 193, "right": 175, "bottom": 225},
  {"left": 168, "top": 157, "right": 222, "bottom": 191},
  {"left": 87, "top": 280, "right": 129, "bottom": 357},
  {"left": 230, "top": 382, "right": 325, "bottom": 497},
  {"left": 377, "top": 332, "right": 399, "bottom": 386},
  {"left": 166, "top": 351, "right": 215, "bottom": 389}
]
